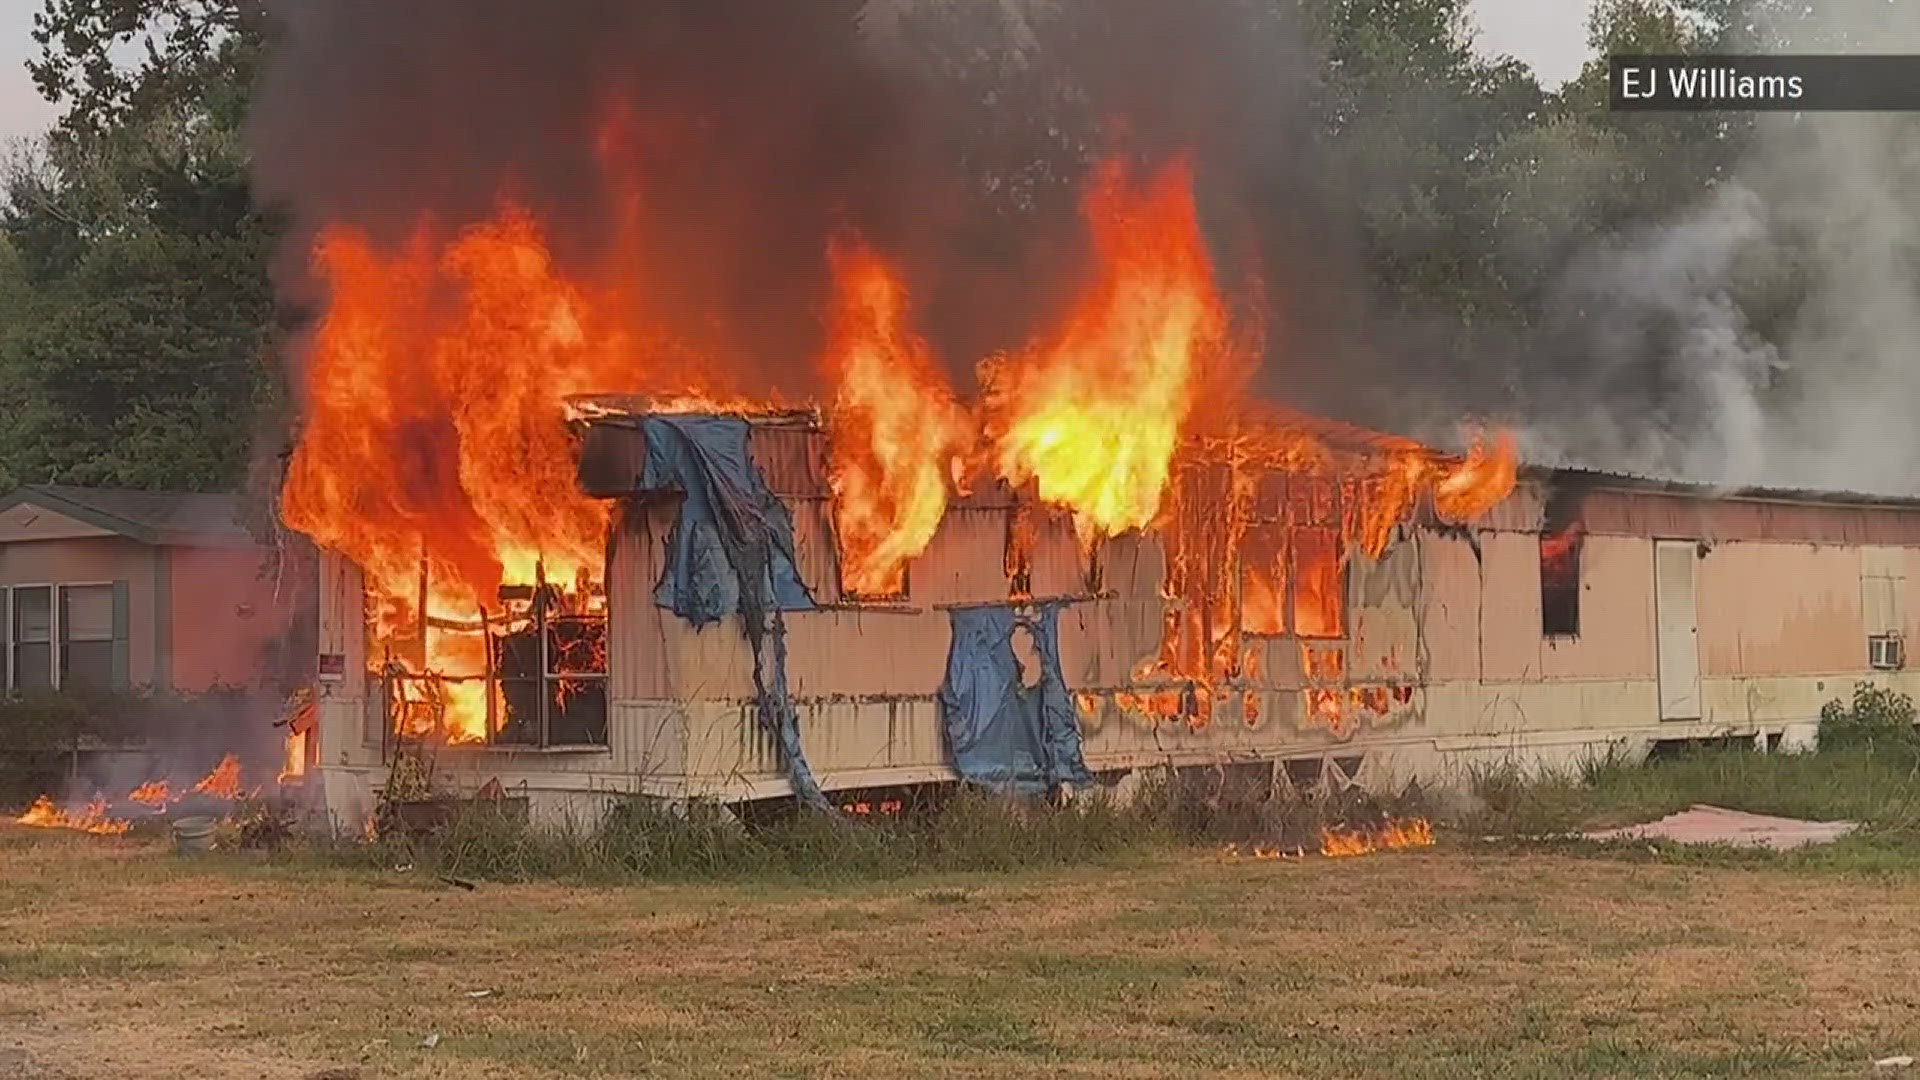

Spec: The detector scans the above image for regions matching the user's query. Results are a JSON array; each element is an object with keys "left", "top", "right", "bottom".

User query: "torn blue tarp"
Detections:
[
  {"left": 637, "top": 415, "right": 827, "bottom": 808},
  {"left": 640, "top": 416, "right": 815, "bottom": 626},
  {"left": 938, "top": 604, "right": 1094, "bottom": 795}
]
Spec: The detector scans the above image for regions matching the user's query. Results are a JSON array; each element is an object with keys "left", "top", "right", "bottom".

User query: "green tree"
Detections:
[
  {"left": 29, "top": 0, "right": 268, "bottom": 137},
  {"left": 0, "top": 0, "right": 277, "bottom": 494}
]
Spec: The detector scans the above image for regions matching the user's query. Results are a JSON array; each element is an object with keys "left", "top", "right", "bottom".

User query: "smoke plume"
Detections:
[{"left": 1515, "top": 3, "right": 1920, "bottom": 493}]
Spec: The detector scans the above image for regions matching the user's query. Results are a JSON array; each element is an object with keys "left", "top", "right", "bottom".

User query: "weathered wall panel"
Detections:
[
  {"left": 784, "top": 609, "right": 950, "bottom": 699},
  {"left": 1478, "top": 532, "right": 1539, "bottom": 682},
  {"left": 1418, "top": 534, "right": 1480, "bottom": 683},
  {"left": 1577, "top": 491, "right": 1920, "bottom": 547},
  {"left": 167, "top": 546, "right": 286, "bottom": 691},
  {"left": 1697, "top": 542, "right": 1861, "bottom": 677},
  {"left": 1348, "top": 539, "right": 1420, "bottom": 681}
]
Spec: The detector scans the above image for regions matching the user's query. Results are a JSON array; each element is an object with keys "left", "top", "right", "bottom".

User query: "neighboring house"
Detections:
[{"left": 0, "top": 486, "right": 288, "bottom": 694}]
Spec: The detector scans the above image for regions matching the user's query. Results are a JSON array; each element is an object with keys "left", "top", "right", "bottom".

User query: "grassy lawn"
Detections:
[{"left": 5, "top": 823, "right": 1920, "bottom": 1079}]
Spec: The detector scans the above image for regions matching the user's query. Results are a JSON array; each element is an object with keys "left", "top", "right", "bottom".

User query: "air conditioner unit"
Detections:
[{"left": 1869, "top": 634, "right": 1905, "bottom": 671}]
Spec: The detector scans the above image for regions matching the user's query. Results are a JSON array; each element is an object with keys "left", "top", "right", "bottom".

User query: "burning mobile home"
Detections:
[{"left": 274, "top": 142, "right": 1920, "bottom": 833}]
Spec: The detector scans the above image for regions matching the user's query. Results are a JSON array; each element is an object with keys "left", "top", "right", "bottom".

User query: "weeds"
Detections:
[
  {"left": 1459, "top": 683, "right": 1920, "bottom": 868},
  {"left": 344, "top": 785, "right": 1176, "bottom": 883},
  {"left": 1818, "top": 682, "right": 1920, "bottom": 757}
]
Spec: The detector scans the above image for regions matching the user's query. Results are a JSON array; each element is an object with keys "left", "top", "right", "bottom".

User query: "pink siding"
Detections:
[
  {"left": 168, "top": 547, "right": 286, "bottom": 691},
  {"left": 1696, "top": 543, "right": 1862, "bottom": 677},
  {"left": 1579, "top": 491, "right": 1920, "bottom": 546},
  {"left": 1539, "top": 536, "right": 1655, "bottom": 681},
  {"left": 1416, "top": 534, "right": 1481, "bottom": 682},
  {"left": 1473, "top": 533, "right": 1654, "bottom": 682},
  {"left": 1478, "top": 533, "right": 1539, "bottom": 681}
]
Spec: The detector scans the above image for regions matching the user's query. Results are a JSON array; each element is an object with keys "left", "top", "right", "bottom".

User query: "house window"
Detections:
[
  {"left": 60, "top": 585, "right": 116, "bottom": 690},
  {"left": 11, "top": 586, "right": 53, "bottom": 691},
  {"left": 1541, "top": 528, "right": 1582, "bottom": 637}
]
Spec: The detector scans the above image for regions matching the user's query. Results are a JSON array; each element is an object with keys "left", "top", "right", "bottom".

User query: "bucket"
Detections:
[{"left": 172, "top": 816, "right": 217, "bottom": 855}]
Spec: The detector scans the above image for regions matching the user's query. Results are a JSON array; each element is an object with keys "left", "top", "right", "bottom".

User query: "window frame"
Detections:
[
  {"left": 9, "top": 582, "right": 57, "bottom": 691},
  {"left": 57, "top": 581, "right": 118, "bottom": 691},
  {"left": 1540, "top": 530, "right": 1583, "bottom": 639}
]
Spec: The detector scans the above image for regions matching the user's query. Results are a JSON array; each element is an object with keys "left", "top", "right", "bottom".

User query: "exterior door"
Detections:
[{"left": 1654, "top": 540, "right": 1702, "bottom": 721}]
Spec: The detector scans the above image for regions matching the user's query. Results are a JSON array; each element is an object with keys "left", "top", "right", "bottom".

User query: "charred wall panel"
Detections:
[
  {"left": 748, "top": 425, "right": 829, "bottom": 499},
  {"left": 788, "top": 500, "right": 843, "bottom": 606},
  {"left": 914, "top": 508, "right": 1015, "bottom": 606},
  {"left": 1347, "top": 540, "right": 1421, "bottom": 681},
  {"left": 1028, "top": 511, "right": 1089, "bottom": 599}
]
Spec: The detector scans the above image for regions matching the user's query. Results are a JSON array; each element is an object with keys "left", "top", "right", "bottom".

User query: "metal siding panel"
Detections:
[
  {"left": 1028, "top": 512, "right": 1086, "bottom": 598},
  {"left": 1479, "top": 532, "right": 1541, "bottom": 682},
  {"left": 1101, "top": 532, "right": 1166, "bottom": 601},
  {"left": 1699, "top": 543, "right": 1862, "bottom": 677},
  {"left": 915, "top": 508, "right": 1011, "bottom": 606},
  {"left": 788, "top": 500, "right": 842, "bottom": 604},
  {"left": 748, "top": 426, "right": 828, "bottom": 498},
  {"left": 609, "top": 504, "right": 673, "bottom": 703},
  {"left": 1348, "top": 541, "right": 1419, "bottom": 681},
  {"left": 1417, "top": 532, "right": 1481, "bottom": 683},
  {"left": 785, "top": 608, "right": 947, "bottom": 699}
]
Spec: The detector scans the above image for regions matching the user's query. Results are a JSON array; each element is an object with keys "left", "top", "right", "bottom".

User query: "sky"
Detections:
[{"left": 0, "top": 0, "right": 1596, "bottom": 145}]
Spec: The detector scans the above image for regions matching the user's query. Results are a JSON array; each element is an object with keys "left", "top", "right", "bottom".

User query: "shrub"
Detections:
[{"left": 1818, "top": 682, "right": 1920, "bottom": 757}]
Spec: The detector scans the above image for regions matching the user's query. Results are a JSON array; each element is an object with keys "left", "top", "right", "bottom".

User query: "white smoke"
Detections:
[{"left": 1535, "top": 2, "right": 1920, "bottom": 495}]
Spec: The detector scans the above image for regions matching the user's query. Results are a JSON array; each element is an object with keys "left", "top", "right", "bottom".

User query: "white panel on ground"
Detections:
[{"left": 1655, "top": 540, "right": 1701, "bottom": 721}]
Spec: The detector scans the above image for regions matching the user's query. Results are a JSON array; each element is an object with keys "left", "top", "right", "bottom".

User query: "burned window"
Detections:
[
  {"left": 1293, "top": 528, "right": 1347, "bottom": 639},
  {"left": 492, "top": 584, "right": 609, "bottom": 748},
  {"left": 1540, "top": 528, "right": 1581, "bottom": 638},
  {"left": 1239, "top": 472, "right": 1348, "bottom": 640},
  {"left": 376, "top": 576, "right": 609, "bottom": 750},
  {"left": 1241, "top": 524, "right": 1288, "bottom": 636}
]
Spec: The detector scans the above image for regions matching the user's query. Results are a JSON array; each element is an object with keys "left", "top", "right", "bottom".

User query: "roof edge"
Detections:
[
  {"left": 1523, "top": 465, "right": 1920, "bottom": 511},
  {"left": 0, "top": 485, "right": 164, "bottom": 544}
]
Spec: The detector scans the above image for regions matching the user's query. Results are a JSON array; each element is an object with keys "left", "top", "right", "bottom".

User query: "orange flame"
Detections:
[
  {"left": 983, "top": 156, "right": 1238, "bottom": 547},
  {"left": 192, "top": 755, "right": 244, "bottom": 801},
  {"left": 127, "top": 781, "right": 171, "bottom": 810},
  {"left": 821, "top": 239, "right": 972, "bottom": 596},
  {"left": 16, "top": 795, "right": 131, "bottom": 836},
  {"left": 1434, "top": 432, "right": 1519, "bottom": 522},
  {"left": 1320, "top": 818, "right": 1435, "bottom": 857}
]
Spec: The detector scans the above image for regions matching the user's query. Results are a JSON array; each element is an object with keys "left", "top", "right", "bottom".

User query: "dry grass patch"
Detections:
[{"left": 4, "top": 825, "right": 1920, "bottom": 1078}]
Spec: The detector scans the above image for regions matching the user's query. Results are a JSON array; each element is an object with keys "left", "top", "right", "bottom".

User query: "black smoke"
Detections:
[{"left": 250, "top": 0, "right": 938, "bottom": 397}]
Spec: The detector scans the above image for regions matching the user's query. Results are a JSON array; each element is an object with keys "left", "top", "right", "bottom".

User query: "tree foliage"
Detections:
[
  {"left": 1, "top": 0, "right": 275, "bottom": 494},
  {"left": 29, "top": 0, "right": 268, "bottom": 137}
]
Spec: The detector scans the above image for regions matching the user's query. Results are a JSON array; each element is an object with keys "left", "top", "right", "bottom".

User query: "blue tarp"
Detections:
[
  {"left": 937, "top": 604, "right": 1094, "bottom": 795},
  {"left": 640, "top": 416, "right": 816, "bottom": 626},
  {"left": 639, "top": 415, "right": 826, "bottom": 807}
]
